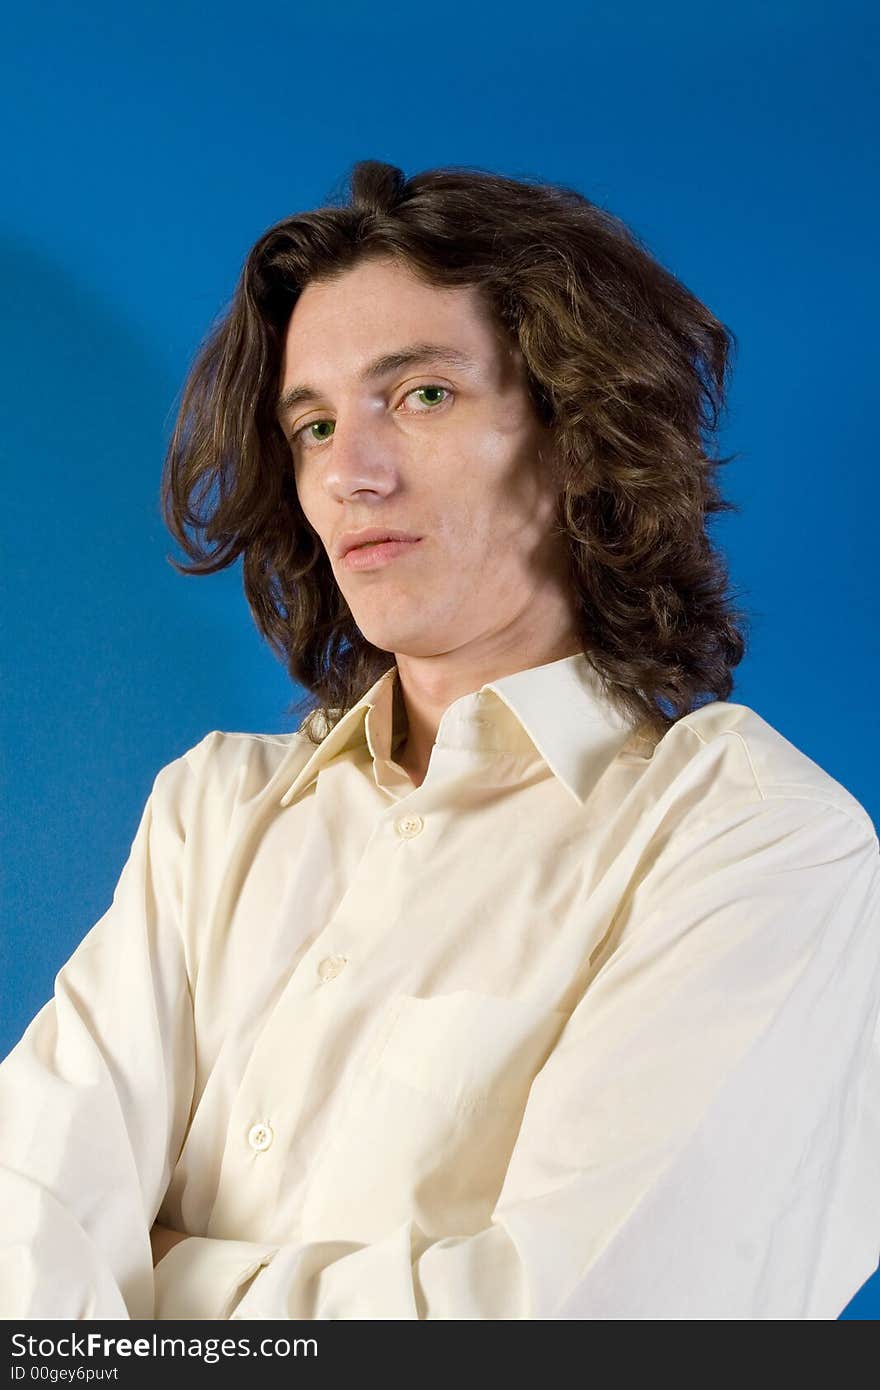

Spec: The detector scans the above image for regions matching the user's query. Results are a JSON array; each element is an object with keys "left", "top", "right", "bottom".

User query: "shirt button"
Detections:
[
  {"left": 395, "top": 813, "right": 424, "bottom": 838},
  {"left": 317, "top": 954, "right": 348, "bottom": 982},
  {"left": 247, "top": 1122, "right": 274, "bottom": 1152}
]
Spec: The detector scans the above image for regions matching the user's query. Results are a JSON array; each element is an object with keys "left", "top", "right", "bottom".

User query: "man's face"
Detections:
[{"left": 277, "top": 255, "right": 572, "bottom": 660}]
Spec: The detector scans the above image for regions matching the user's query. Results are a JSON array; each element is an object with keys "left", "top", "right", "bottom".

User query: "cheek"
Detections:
[{"left": 294, "top": 478, "right": 325, "bottom": 542}]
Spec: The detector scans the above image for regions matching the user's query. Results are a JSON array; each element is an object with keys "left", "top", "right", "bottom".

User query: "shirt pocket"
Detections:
[
  {"left": 298, "top": 989, "right": 568, "bottom": 1243},
  {"left": 366, "top": 988, "right": 568, "bottom": 1112}
]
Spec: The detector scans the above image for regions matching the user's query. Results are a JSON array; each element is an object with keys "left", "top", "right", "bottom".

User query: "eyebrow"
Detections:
[{"left": 276, "top": 342, "right": 478, "bottom": 420}]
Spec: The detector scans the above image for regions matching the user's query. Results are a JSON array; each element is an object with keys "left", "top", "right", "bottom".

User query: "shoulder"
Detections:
[
  {"left": 648, "top": 700, "right": 877, "bottom": 847},
  {"left": 148, "top": 726, "right": 318, "bottom": 825}
]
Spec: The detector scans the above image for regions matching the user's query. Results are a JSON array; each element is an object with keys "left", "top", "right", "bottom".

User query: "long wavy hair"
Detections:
[{"left": 161, "top": 158, "right": 750, "bottom": 745}]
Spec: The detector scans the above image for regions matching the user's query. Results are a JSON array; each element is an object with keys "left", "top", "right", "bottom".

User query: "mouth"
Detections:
[{"left": 342, "top": 537, "right": 423, "bottom": 571}]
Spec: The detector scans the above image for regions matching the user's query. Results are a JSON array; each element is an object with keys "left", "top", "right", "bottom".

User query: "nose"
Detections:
[{"left": 321, "top": 405, "right": 401, "bottom": 504}]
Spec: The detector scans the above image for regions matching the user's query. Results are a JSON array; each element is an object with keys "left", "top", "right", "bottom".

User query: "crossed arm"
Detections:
[{"left": 4, "top": 765, "right": 879, "bottom": 1319}]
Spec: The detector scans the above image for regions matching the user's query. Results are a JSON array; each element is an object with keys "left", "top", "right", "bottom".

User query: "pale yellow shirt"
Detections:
[{"left": 1, "top": 652, "right": 879, "bottom": 1320}]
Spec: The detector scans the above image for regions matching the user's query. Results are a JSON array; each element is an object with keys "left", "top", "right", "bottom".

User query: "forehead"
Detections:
[{"left": 280, "top": 257, "right": 501, "bottom": 378}]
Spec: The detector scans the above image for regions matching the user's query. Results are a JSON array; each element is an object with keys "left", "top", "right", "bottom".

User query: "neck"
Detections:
[{"left": 391, "top": 625, "right": 583, "bottom": 789}]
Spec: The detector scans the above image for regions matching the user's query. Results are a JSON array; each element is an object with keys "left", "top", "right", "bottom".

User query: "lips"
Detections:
[
  {"left": 336, "top": 528, "right": 422, "bottom": 559},
  {"left": 342, "top": 537, "right": 422, "bottom": 571}
]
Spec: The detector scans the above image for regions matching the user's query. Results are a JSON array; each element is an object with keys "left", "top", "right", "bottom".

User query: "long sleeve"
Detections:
[
  {"left": 0, "top": 744, "right": 202, "bottom": 1319},
  {"left": 152, "top": 794, "right": 880, "bottom": 1320}
]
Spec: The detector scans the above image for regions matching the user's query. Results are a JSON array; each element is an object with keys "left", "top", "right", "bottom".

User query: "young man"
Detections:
[{"left": 2, "top": 161, "right": 879, "bottom": 1320}]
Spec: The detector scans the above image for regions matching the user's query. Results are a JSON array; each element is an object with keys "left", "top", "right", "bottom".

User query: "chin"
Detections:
[
  {"left": 355, "top": 625, "right": 436, "bottom": 658},
  {"left": 350, "top": 610, "right": 421, "bottom": 646}
]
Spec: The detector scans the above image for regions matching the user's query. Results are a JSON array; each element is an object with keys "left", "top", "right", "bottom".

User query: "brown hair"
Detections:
[{"left": 161, "top": 158, "right": 750, "bottom": 744}]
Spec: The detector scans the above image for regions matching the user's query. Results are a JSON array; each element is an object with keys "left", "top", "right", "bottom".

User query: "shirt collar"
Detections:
[{"left": 279, "top": 651, "right": 645, "bottom": 809}]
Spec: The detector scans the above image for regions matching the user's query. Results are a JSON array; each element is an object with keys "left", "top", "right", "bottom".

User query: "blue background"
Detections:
[{"left": 1, "top": 0, "right": 877, "bottom": 1317}]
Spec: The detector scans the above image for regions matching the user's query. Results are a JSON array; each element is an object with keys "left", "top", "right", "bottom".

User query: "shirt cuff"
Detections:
[
  {"left": 153, "top": 1235, "right": 279, "bottom": 1320},
  {"left": 230, "top": 1219, "right": 425, "bottom": 1319}
]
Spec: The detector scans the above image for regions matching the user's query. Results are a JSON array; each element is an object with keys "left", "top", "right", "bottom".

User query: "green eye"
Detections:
[
  {"left": 291, "top": 383, "right": 452, "bottom": 449},
  {"left": 291, "top": 418, "right": 335, "bottom": 447},
  {"left": 414, "top": 386, "right": 448, "bottom": 406}
]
